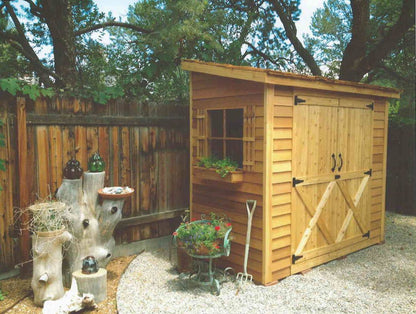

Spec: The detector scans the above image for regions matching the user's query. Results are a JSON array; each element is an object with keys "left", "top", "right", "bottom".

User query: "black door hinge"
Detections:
[
  {"left": 362, "top": 230, "right": 370, "bottom": 238},
  {"left": 364, "top": 169, "right": 372, "bottom": 176},
  {"left": 294, "top": 96, "right": 306, "bottom": 106},
  {"left": 293, "top": 177, "right": 304, "bottom": 187},
  {"left": 335, "top": 174, "right": 341, "bottom": 179},
  {"left": 366, "top": 103, "right": 374, "bottom": 110},
  {"left": 292, "top": 254, "right": 303, "bottom": 264}
]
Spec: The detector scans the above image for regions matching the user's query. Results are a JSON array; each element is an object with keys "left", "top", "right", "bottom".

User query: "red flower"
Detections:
[
  {"left": 226, "top": 223, "right": 232, "bottom": 227},
  {"left": 216, "top": 245, "right": 220, "bottom": 249},
  {"left": 191, "top": 217, "right": 197, "bottom": 222},
  {"left": 215, "top": 226, "right": 220, "bottom": 231},
  {"left": 172, "top": 232, "right": 178, "bottom": 236}
]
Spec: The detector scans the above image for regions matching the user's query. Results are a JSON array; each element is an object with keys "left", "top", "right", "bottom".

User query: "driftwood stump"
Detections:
[
  {"left": 31, "top": 230, "right": 72, "bottom": 306},
  {"left": 56, "top": 171, "right": 124, "bottom": 286},
  {"left": 42, "top": 278, "right": 97, "bottom": 314},
  {"left": 72, "top": 268, "right": 107, "bottom": 303}
]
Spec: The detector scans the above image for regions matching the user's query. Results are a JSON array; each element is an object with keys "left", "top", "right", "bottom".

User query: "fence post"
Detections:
[{"left": 17, "top": 97, "right": 30, "bottom": 273}]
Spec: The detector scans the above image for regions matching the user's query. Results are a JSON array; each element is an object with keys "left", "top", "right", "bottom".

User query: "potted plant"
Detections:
[
  {"left": 194, "top": 157, "right": 243, "bottom": 183},
  {"left": 29, "top": 200, "right": 67, "bottom": 236},
  {"left": 173, "top": 210, "right": 193, "bottom": 273},
  {"left": 28, "top": 200, "right": 72, "bottom": 305},
  {"left": 173, "top": 212, "right": 232, "bottom": 257}
]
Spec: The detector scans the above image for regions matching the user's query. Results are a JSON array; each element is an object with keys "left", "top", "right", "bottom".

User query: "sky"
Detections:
[{"left": 94, "top": 0, "right": 325, "bottom": 38}]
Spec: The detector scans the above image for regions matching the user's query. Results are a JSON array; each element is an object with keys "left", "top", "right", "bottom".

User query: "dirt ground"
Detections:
[{"left": 0, "top": 255, "right": 136, "bottom": 314}]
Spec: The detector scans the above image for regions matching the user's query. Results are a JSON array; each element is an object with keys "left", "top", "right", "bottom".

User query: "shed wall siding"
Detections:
[
  {"left": 270, "top": 86, "right": 294, "bottom": 281},
  {"left": 370, "top": 99, "right": 388, "bottom": 241},
  {"left": 191, "top": 73, "right": 265, "bottom": 281}
]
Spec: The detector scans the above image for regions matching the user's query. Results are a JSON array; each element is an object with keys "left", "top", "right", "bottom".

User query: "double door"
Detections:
[{"left": 291, "top": 95, "right": 373, "bottom": 271}]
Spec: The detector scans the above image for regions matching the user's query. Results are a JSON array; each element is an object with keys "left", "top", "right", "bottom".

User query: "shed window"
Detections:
[{"left": 208, "top": 109, "right": 243, "bottom": 167}]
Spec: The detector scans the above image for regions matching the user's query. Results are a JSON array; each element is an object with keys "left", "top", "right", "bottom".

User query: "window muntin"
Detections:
[{"left": 208, "top": 108, "right": 243, "bottom": 167}]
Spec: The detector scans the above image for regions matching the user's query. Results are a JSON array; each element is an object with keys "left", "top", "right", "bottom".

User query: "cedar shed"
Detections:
[{"left": 181, "top": 60, "right": 400, "bottom": 285}]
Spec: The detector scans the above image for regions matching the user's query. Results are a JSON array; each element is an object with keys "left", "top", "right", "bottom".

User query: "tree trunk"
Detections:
[
  {"left": 339, "top": 0, "right": 369, "bottom": 81},
  {"left": 40, "top": 0, "right": 77, "bottom": 87},
  {"left": 31, "top": 230, "right": 72, "bottom": 306},
  {"left": 56, "top": 171, "right": 124, "bottom": 287},
  {"left": 72, "top": 268, "right": 107, "bottom": 303},
  {"left": 270, "top": 0, "right": 322, "bottom": 76},
  {"left": 339, "top": 0, "right": 414, "bottom": 81}
]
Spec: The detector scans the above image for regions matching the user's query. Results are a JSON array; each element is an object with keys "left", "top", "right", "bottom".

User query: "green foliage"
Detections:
[
  {"left": 89, "top": 86, "right": 124, "bottom": 105},
  {"left": 305, "top": 0, "right": 415, "bottom": 123},
  {"left": 174, "top": 212, "right": 232, "bottom": 256},
  {"left": 304, "top": 0, "right": 351, "bottom": 78},
  {"left": 0, "top": 78, "right": 55, "bottom": 100},
  {"left": 197, "top": 156, "right": 239, "bottom": 178},
  {"left": 0, "top": 286, "right": 7, "bottom": 301},
  {"left": 0, "top": 77, "right": 123, "bottom": 104}
]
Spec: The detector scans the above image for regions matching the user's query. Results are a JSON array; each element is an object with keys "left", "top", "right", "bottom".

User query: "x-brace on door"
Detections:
[{"left": 291, "top": 95, "right": 373, "bottom": 272}]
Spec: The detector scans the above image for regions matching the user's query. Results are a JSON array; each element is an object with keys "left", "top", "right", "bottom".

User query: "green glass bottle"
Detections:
[{"left": 88, "top": 152, "right": 105, "bottom": 172}]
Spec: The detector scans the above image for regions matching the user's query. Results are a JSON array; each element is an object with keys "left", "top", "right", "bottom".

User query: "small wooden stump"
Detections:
[{"left": 72, "top": 268, "right": 107, "bottom": 303}]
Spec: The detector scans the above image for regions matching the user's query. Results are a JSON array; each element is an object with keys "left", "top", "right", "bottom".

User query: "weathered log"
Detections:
[
  {"left": 31, "top": 230, "right": 72, "bottom": 306},
  {"left": 56, "top": 171, "right": 123, "bottom": 287},
  {"left": 56, "top": 178, "right": 82, "bottom": 207},
  {"left": 97, "top": 199, "right": 124, "bottom": 241},
  {"left": 72, "top": 268, "right": 107, "bottom": 303},
  {"left": 42, "top": 278, "right": 97, "bottom": 314},
  {"left": 82, "top": 171, "right": 105, "bottom": 211}
]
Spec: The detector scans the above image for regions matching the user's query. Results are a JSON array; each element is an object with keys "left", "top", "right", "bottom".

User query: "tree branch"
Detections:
[
  {"left": 21, "top": 0, "right": 43, "bottom": 18},
  {"left": 0, "top": 32, "right": 61, "bottom": 85},
  {"left": 339, "top": 0, "right": 370, "bottom": 81},
  {"left": 3, "top": 1, "right": 56, "bottom": 86},
  {"left": 269, "top": 0, "right": 322, "bottom": 76},
  {"left": 74, "top": 21, "right": 152, "bottom": 36},
  {"left": 244, "top": 41, "right": 291, "bottom": 67},
  {"left": 360, "top": 0, "right": 414, "bottom": 75},
  {"left": 340, "top": 0, "right": 414, "bottom": 81}
]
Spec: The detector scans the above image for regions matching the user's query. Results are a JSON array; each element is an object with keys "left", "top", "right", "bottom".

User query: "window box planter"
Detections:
[{"left": 193, "top": 166, "right": 243, "bottom": 183}]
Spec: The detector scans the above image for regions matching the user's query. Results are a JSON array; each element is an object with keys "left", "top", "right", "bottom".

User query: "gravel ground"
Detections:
[
  {"left": 117, "top": 212, "right": 416, "bottom": 314},
  {"left": 0, "top": 255, "right": 135, "bottom": 313}
]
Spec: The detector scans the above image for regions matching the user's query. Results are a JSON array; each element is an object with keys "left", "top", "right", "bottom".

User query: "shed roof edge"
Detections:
[{"left": 181, "top": 59, "right": 401, "bottom": 99}]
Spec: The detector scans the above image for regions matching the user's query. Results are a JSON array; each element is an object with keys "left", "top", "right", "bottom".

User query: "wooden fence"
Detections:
[
  {"left": 386, "top": 122, "right": 416, "bottom": 215},
  {"left": 0, "top": 93, "right": 189, "bottom": 271}
]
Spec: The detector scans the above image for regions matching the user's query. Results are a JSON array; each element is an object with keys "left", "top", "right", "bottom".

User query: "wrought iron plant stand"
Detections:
[{"left": 174, "top": 220, "right": 232, "bottom": 295}]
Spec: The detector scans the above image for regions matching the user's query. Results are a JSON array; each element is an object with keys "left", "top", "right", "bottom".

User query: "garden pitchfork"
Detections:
[{"left": 236, "top": 200, "right": 257, "bottom": 284}]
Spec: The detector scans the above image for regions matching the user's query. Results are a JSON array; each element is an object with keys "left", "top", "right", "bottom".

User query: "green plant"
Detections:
[
  {"left": 197, "top": 156, "right": 239, "bottom": 178},
  {"left": 173, "top": 212, "right": 232, "bottom": 256},
  {"left": 197, "top": 156, "right": 217, "bottom": 169},
  {"left": 0, "top": 285, "right": 7, "bottom": 301},
  {"left": 0, "top": 78, "right": 54, "bottom": 101}
]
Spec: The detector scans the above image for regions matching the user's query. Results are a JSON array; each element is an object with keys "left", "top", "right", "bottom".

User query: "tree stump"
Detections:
[
  {"left": 31, "top": 230, "right": 72, "bottom": 306},
  {"left": 72, "top": 268, "right": 107, "bottom": 303},
  {"left": 56, "top": 171, "right": 125, "bottom": 286}
]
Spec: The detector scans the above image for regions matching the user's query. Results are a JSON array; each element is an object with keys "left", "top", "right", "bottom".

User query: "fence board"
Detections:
[{"left": 0, "top": 95, "right": 189, "bottom": 268}]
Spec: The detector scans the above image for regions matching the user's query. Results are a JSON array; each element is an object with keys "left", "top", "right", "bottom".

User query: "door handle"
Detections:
[
  {"left": 338, "top": 153, "right": 343, "bottom": 171},
  {"left": 331, "top": 154, "right": 336, "bottom": 172}
]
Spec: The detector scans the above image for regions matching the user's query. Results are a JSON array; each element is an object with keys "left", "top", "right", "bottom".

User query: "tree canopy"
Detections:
[{"left": 0, "top": 0, "right": 414, "bottom": 104}]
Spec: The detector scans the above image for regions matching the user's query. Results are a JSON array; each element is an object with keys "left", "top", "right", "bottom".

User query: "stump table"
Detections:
[{"left": 72, "top": 268, "right": 107, "bottom": 303}]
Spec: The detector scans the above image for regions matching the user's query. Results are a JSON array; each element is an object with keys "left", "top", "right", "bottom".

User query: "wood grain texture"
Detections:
[{"left": 0, "top": 96, "right": 189, "bottom": 267}]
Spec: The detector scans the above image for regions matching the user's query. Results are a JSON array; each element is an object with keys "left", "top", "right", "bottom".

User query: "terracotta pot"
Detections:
[
  {"left": 194, "top": 240, "right": 221, "bottom": 256},
  {"left": 176, "top": 246, "right": 193, "bottom": 273}
]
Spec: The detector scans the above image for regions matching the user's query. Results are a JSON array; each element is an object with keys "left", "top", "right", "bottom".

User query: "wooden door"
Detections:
[
  {"left": 291, "top": 95, "right": 373, "bottom": 273},
  {"left": 334, "top": 99, "right": 373, "bottom": 243}
]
